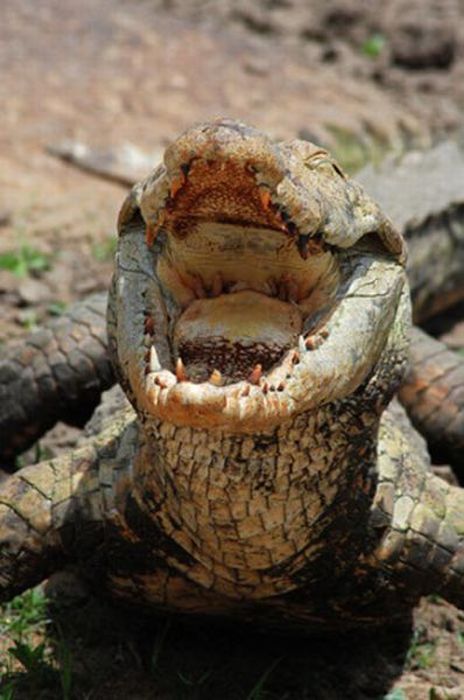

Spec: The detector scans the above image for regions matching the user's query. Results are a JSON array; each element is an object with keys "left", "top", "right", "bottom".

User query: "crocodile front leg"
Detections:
[
  {"left": 0, "top": 409, "right": 134, "bottom": 602},
  {"left": 365, "top": 402, "right": 464, "bottom": 609}
]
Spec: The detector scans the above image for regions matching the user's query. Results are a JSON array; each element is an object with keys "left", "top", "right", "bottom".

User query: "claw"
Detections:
[
  {"left": 248, "top": 364, "right": 262, "bottom": 385},
  {"left": 176, "top": 357, "right": 188, "bottom": 382}
]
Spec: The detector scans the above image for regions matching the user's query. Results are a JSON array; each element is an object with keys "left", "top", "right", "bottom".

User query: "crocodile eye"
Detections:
[{"left": 306, "top": 157, "right": 345, "bottom": 180}]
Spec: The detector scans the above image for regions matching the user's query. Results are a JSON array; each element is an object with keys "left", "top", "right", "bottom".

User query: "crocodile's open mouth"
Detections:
[{"left": 114, "top": 119, "right": 407, "bottom": 430}]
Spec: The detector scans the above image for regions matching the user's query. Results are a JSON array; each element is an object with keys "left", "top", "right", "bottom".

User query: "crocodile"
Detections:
[
  {"left": 2, "top": 140, "right": 464, "bottom": 465},
  {"left": 1, "top": 119, "right": 464, "bottom": 630}
]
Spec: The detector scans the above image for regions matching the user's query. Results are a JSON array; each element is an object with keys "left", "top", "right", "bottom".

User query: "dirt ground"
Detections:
[{"left": 1, "top": 0, "right": 464, "bottom": 697}]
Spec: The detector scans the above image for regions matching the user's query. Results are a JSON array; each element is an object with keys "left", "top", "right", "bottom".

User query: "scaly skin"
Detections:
[
  {"left": 1, "top": 119, "right": 464, "bottom": 630},
  {"left": 399, "top": 327, "right": 464, "bottom": 465},
  {"left": 0, "top": 293, "right": 112, "bottom": 462},
  {"left": 3, "top": 142, "right": 464, "bottom": 463}
]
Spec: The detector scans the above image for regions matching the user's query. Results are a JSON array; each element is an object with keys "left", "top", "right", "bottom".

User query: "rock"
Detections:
[
  {"left": 0, "top": 210, "right": 12, "bottom": 227},
  {"left": 440, "top": 321, "right": 464, "bottom": 352},
  {"left": 385, "top": 0, "right": 457, "bottom": 70},
  {"left": 18, "top": 278, "right": 52, "bottom": 305}
]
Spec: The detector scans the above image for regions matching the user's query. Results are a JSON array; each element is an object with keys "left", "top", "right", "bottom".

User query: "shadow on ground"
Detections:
[{"left": 1, "top": 589, "right": 412, "bottom": 700}]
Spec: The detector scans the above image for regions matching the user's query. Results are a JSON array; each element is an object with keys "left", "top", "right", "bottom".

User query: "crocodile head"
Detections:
[{"left": 112, "top": 119, "right": 408, "bottom": 431}]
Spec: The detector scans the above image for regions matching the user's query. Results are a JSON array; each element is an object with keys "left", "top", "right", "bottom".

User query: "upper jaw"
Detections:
[
  {"left": 113, "top": 119, "right": 408, "bottom": 432},
  {"left": 139, "top": 118, "right": 406, "bottom": 263}
]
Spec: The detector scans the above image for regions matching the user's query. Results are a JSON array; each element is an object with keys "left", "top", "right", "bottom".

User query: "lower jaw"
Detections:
[{"left": 172, "top": 290, "right": 304, "bottom": 384}]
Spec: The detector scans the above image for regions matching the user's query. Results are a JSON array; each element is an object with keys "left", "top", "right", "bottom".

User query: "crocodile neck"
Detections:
[{"left": 129, "top": 404, "right": 379, "bottom": 600}]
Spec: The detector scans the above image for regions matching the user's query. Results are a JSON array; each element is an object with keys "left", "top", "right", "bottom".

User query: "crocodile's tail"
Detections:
[
  {"left": 0, "top": 292, "right": 113, "bottom": 464},
  {"left": 400, "top": 326, "right": 464, "bottom": 470}
]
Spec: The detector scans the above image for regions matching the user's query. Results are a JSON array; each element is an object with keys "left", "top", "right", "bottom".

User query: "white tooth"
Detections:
[
  {"left": 176, "top": 357, "right": 188, "bottom": 382},
  {"left": 209, "top": 369, "right": 223, "bottom": 386},
  {"left": 298, "top": 335, "right": 307, "bottom": 354},
  {"left": 248, "top": 364, "right": 262, "bottom": 385},
  {"left": 150, "top": 346, "right": 161, "bottom": 372}
]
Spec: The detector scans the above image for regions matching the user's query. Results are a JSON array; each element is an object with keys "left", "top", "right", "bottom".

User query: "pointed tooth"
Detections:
[
  {"left": 278, "top": 279, "right": 287, "bottom": 301},
  {"left": 297, "top": 234, "right": 310, "bottom": 260},
  {"left": 209, "top": 369, "right": 223, "bottom": 386},
  {"left": 305, "top": 336, "right": 317, "bottom": 350},
  {"left": 170, "top": 172, "right": 186, "bottom": 198},
  {"left": 248, "top": 364, "right": 262, "bottom": 385},
  {"left": 298, "top": 335, "right": 307, "bottom": 354},
  {"left": 278, "top": 274, "right": 292, "bottom": 301},
  {"left": 287, "top": 279, "right": 299, "bottom": 303},
  {"left": 145, "top": 223, "right": 158, "bottom": 247},
  {"left": 211, "top": 272, "right": 224, "bottom": 297},
  {"left": 259, "top": 188, "right": 272, "bottom": 210},
  {"left": 150, "top": 346, "right": 161, "bottom": 372},
  {"left": 192, "top": 274, "right": 206, "bottom": 299},
  {"left": 144, "top": 315, "right": 155, "bottom": 335},
  {"left": 176, "top": 357, "right": 188, "bottom": 382},
  {"left": 267, "top": 277, "right": 278, "bottom": 296},
  {"left": 144, "top": 333, "right": 152, "bottom": 348}
]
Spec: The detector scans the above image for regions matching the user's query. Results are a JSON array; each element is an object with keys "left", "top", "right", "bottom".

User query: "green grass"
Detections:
[
  {"left": 1, "top": 587, "right": 48, "bottom": 639},
  {"left": 406, "top": 626, "right": 436, "bottom": 670},
  {"left": 0, "top": 245, "right": 50, "bottom": 277},
  {"left": 0, "top": 588, "right": 448, "bottom": 699},
  {"left": 361, "top": 34, "right": 386, "bottom": 58},
  {"left": 382, "top": 689, "right": 407, "bottom": 700},
  {"left": 326, "top": 124, "right": 389, "bottom": 174},
  {"left": 0, "top": 588, "right": 73, "bottom": 699},
  {"left": 14, "top": 441, "right": 54, "bottom": 471},
  {"left": 92, "top": 235, "right": 117, "bottom": 262},
  {"left": 47, "top": 301, "right": 67, "bottom": 316},
  {"left": 246, "top": 657, "right": 282, "bottom": 700},
  {"left": 18, "top": 309, "right": 39, "bottom": 331}
]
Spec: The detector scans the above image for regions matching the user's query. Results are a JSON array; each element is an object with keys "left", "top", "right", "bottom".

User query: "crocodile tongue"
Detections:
[{"left": 173, "top": 290, "right": 303, "bottom": 383}]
